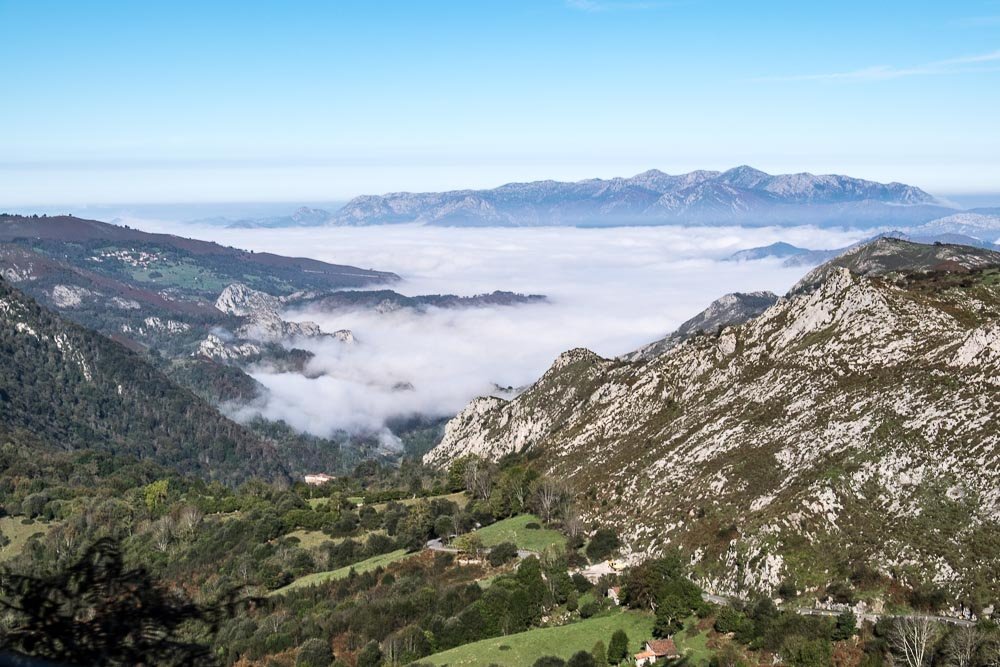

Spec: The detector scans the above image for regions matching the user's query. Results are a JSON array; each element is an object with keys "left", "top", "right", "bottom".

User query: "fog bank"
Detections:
[{"left": 127, "top": 221, "right": 866, "bottom": 438}]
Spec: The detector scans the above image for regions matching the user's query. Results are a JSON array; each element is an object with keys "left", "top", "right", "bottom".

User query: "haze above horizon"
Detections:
[{"left": 2, "top": 0, "right": 999, "bottom": 205}]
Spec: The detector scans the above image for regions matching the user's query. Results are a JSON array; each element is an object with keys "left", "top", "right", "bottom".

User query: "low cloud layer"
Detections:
[{"left": 129, "top": 221, "right": 866, "bottom": 439}]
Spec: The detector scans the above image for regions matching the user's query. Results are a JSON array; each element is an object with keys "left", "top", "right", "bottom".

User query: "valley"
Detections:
[{"left": 2, "top": 212, "right": 999, "bottom": 667}]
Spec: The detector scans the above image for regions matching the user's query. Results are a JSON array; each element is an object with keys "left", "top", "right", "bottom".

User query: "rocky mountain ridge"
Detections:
[
  {"left": 329, "top": 166, "right": 950, "bottom": 228},
  {"left": 624, "top": 291, "right": 779, "bottom": 362},
  {"left": 424, "top": 240, "right": 1000, "bottom": 601}
]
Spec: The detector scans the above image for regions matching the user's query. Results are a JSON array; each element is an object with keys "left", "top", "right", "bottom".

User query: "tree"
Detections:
[
  {"left": 833, "top": 610, "right": 858, "bottom": 641},
  {"left": 654, "top": 593, "right": 689, "bottom": 637},
  {"left": 296, "top": 637, "right": 334, "bottom": 667},
  {"left": 567, "top": 650, "right": 597, "bottom": 667},
  {"left": 516, "top": 557, "right": 547, "bottom": 620},
  {"left": 488, "top": 541, "right": 519, "bottom": 567},
  {"left": 21, "top": 493, "right": 47, "bottom": 519},
  {"left": 177, "top": 505, "right": 203, "bottom": 538},
  {"left": 0, "top": 538, "right": 242, "bottom": 666},
  {"left": 592, "top": 640, "right": 609, "bottom": 667},
  {"left": 781, "top": 636, "right": 833, "bottom": 667},
  {"left": 462, "top": 458, "right": 496, "bottom": 501},
  {"left": 434, "top": 514, "right": 455, "bottom": 541},
  {"left": 942, "top": 626, "right": 983, "bottom": 667},
  {"left": 889, "top": 617, "right": 942, "bottom": 667},
  {"left": 531, "top": 477, "right": 570, "bottom": 524},
  {"left": 608, "top": 629, "right": 629, "bottom": 665},
  {"left": 586, "top": 528, "right": 620, "bottom": 563},
  {"left": 492, "top": 465, "right": 538, "bottom": 516},
  {"left": 356, "top": 640, "right": 383, "bottom": 667},
  {"left": 143, "top": 479, "right": 169, "bottom": 513},
  {"left": 455, "top": 533, "right": 486, "bottom": 559}
]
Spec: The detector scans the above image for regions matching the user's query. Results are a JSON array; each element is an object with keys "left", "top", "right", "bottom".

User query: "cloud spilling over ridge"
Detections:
[{"left": 124, "top": 221, "right": 866, "bottom": 438}]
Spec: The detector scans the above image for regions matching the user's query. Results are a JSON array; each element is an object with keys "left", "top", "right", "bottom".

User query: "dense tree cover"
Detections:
[
  {"left": 0, "top": 437, "right": 622, "bottom": 665},
  {"left": 0, "top": 538, "right": 244, "bottom": 666},
  {"left": 0, "top": 279, "right": 279, "bottom": 484}
]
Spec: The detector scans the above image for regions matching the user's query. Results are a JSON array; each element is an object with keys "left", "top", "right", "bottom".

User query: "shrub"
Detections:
[
  {"left": 533, "top": 658, "right": 566, "bottom": 667},
  {"left": 907, "top": 584, "right": 947, "bottom": 612},
  {"left": 585, "top": 528, "right": 620, "bottom": 563},
  {"left": 579, "top": 601, "right": 600, "bottom": 619},
  {"left": 715, "top": 607, "right": 747, "bottom": 634},
  {"left": 295, "top": 638, "right": 333, "bottom": 667},
  {"left": 525, "top": 522, "right": 541, "bottom": 529},
  {"left": 567, "top": 650, "right": 597, "bottom": 667},
  {"left": 488, "top": 542, "right": 519, "bottom": 567},
  {"left": 832, "top": 610, "right": 857, "bottom": 641},
  {"left": 826, "top": 581, "right": 855, "bottom": 605},
  {"left": 781, "top": 636, "right": 833, "bottom": 667},
  {"left": 778, "top": 579, "right": 799, "bottom": 599},
  {"left": 356, "top": 641, "right": 382, "bottom": 667},
  {"left": 572, "top": 572, "right": 593, "bottom": 593}
]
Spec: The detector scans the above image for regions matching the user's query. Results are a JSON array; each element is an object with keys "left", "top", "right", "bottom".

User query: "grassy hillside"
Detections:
[
  {"left": 0, "top": 214, "right": 398, "bottom": 298},
  {"left": 0, "top": 516, "right": 57, "bottom": 563},
  {"left": 417, "top": 610, "right": 654, "bottom": 666},
  {"left": 473, "top": 514, "right": 567, "bottom": 553},
  {"left": 269, "top": 549, "right": 413, "bottom": 596}
]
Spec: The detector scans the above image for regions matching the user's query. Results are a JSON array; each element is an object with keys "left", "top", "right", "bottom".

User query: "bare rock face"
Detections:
[
  {"left": 196, "top": 334, "right": 262, "bottom": 361},
  {"left": 425, "top": 242, "right": 1000, "bottom": 599},
  {"left": 51, "top": 284, "right": 95, "bottom": 308},
  {"left": 214, "top": 282, "right": 282, "bottom": 317},
  {"left": 235, "top": 310, "right": 323, "bottom": 343},
  {"left": 215, "top": 282, "right": 352, "bottom": 345},
  {"left": 121, "top": 316, "right": 191, "bottom": 337}
]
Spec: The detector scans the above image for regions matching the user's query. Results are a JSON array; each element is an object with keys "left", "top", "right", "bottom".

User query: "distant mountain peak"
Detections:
[{"left": 328, "top": 167, "right": 948, "bottom": 228}]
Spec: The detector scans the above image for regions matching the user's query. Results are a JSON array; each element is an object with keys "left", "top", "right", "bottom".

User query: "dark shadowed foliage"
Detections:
[{"left": 0, "top": 538, "right": 249, "bottom": 666}]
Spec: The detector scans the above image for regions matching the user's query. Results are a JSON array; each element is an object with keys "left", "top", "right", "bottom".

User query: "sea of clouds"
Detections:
[{"left": 126, "top": 221, "right": 867, "bottom": 442}]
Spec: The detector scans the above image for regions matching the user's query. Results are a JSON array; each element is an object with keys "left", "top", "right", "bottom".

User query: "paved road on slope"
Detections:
[{"left": 700, "top": 593, "right": 974, "bottom": 627}]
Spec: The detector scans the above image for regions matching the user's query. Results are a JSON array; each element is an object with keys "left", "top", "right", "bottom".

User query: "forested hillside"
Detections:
[{"left": 0, "top": 277, "right": 281, "bottom": 484}]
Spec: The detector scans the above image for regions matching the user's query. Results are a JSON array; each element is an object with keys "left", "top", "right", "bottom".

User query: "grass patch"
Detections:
[
  {"left": 367, "top": 491, "right": 469, "bottom": 512},
  {"left": 0, "top": 517, "right": 56, "bottom": 562},
  {"left": 419, "top": 610, "right": 654, "bottom": 666},
  {"left": 674, "top": 617, "right": 713, "bottom": 666},
  {"left": 130, "top": 260, "right": 230, "bottom": 293},
  {"left": 473, "top": 514, "right": 566, "bottom": 553},
  {"left": 285, "top": 529, "right": 334, "bottom": 550},
  {"left": 284, "top": 528, "right": 387, "bottom": 550},
  {"left": 269, "top": 549, "right": 411, "bottom": 596}
]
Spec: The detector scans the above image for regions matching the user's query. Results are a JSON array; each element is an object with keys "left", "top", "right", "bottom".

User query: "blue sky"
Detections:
[{"left": 2, "top": 0, "right": 999, "bottom": 205}]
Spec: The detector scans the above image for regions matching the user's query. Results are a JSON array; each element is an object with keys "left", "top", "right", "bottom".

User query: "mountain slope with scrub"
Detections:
[{"left": 426, "top": 239, "right": 1000, "bottom": 605}]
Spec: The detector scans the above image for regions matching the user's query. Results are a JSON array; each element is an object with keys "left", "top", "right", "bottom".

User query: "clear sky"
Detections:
[{"left": 2, "top": 0, "right": 999, "bottom": 205}]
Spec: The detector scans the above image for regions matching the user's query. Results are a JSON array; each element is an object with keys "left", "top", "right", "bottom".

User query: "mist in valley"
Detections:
[{"left": 127, "top": 220, "right": 867, "bottom": 440}]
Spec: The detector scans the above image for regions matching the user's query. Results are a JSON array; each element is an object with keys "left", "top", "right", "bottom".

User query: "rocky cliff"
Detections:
[{"left": 425, "top": 240, "right": 1000, "bottom": 600}]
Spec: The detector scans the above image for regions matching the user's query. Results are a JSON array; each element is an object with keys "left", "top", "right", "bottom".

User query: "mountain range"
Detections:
[
  {"left": 424, "top": 238, "right": 1000, "bottom": 601},
  {"left": 326, "top": 166, "right": 954, "bottom": 228}
]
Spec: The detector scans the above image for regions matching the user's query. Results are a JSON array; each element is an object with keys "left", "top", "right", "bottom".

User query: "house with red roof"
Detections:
[{"left": 634, "top": 638, "right": 679, "bottom": 666}]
